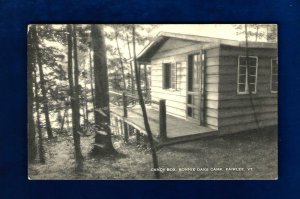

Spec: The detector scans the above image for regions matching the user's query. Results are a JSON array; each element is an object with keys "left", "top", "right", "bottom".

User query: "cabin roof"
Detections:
[{"left": 136, "top": 32, "right": 277, "bottom": 63}]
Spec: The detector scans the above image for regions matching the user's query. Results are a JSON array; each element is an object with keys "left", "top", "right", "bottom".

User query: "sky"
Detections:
[
  {"left": 149, "top": 24, "right": 243, "bottom": 41},
  {"left": 43, "top": 24, "right": 274, "bottom": 63},
  {"left": 117, "top": 24, "right": 251, "bottom": 58},
  {"left": 44, "top": 24, "right": 242, "bottom": 54}
]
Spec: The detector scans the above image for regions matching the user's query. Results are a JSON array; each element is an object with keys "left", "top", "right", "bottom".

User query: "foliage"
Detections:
[
  {"left": 235, "top": 24, "right": 277, "bottom": 42},
  {"left": 105, "top": 24, "right": 156, "bottom": 92},
  {"left": 28, "top": 24, "right": 157, "bottom": 172}
]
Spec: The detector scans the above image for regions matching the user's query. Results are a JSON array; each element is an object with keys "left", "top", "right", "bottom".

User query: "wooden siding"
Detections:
[
  {"left": 149, "top": 39, "right": 220, "bottom": 130},
  {"left": 150, "top": 53, "right": 188, "bottom": 119},
  {"left": 217, "top": 45, "right": 278, "bottom": 134},
  {"left": 204, "top": 47, "right": 221, "bottom": 129}
]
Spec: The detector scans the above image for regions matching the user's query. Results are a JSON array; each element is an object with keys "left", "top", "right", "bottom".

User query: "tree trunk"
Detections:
[
  {"left": 126, "top": 34, "right": 135, "bottom": 93},
  {"left": 60, "top": 105, "right": 67, "bottom": 132},
  {"left": 132, "top": 26, "right": 160, "bottom": 179},
  {"left": 255, "top": 25, "right": 259, "bottom": 41},
  {"left": 28, "top": 26, "right": 37, "bottom": 163},
  {"left": 66, "top": 109, "right": 70, "bottom": 130},
  {"left": 33, "top": 66, "right": 46, "bottom": 164},
  {"left": 114, "top": 31, "right": 127, "bottom": 90},
  {"left": 73, "top": 25, "right": 83, "bottom": 130},
  {"left": 82, "top": 103, "right": 86, "bottom": 125},
  {"left": 32, "top": 26, "right": 54, "bottom": 139},
  {"left": 245, "top": 24, "right": 260, "bottom": 130},
  {"left": 90, "top": 24, "right": 117, "bottom": 156},
  {"left": 89, "top": 48, "right": 96, "bottom": 122},
  {"left": 84, "top": 77, "right": 89, "bottom": 122},
  {"left": 67, "top": 24, "right": 83, "bottom": 171},
  {"left": 57, "top": 109, "right": 62, "bottom": 124},
  {"left": 73, "top": 24, "right": 84, "bottom": 169},
  {"left": 266, "top": 25, "right": 270, "bottom": 41}
]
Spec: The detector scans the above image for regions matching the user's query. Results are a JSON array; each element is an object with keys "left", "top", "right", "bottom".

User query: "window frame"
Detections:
[
  {"left": 171, "top": 63, "right": 177, "bottom": 90},
  {"left": 237, "top": 56, "right": 258, "bottom": 95},
  {"left": 163, "top": 62, "right": 179, "bottom": 90},
  {"left": 270, "top": 58, "right": 278, "bottom": 93}
]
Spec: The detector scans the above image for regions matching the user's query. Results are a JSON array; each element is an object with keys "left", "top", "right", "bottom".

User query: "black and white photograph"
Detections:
[{"left": 27, "top": 24, "right": 278, "bottom": 180}]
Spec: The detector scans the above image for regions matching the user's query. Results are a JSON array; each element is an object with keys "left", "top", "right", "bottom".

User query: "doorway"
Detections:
[{"left": 187, "top": 53, "right": 202, "bottom": 122}]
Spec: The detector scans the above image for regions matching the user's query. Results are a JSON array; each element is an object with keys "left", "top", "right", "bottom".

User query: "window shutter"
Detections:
[
  {"left": 171, "top": 63, "right": 176, "bottom": 89},
  {"left": 176, "top": 62, "right": 181, "bottom": 90},
  {"left": 162, "top": 63, "right": 165, "bottom": 89}
]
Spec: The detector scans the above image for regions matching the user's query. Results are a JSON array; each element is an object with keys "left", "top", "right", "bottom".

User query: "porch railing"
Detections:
[{"left": 109, "top": 90, "right": 167, "bottom": 142}]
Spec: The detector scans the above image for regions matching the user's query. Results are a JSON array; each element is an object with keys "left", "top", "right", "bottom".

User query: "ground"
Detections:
[{"left": 28, "top": 128, "right": 277, "bottom": 180}]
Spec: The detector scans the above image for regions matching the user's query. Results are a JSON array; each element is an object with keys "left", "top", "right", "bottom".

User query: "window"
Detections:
[
  {"left": 237, "top": 56, "right": 258, "bottom": 94},
  {"left": 193, "top": 54, "right": 201, "bottom": 82},
  {"left": 188, "top": 54, "right": 201, "bottom": 92},
  {"left": 270, "top": 58, "right": 278, "bottom": 93},
  {"left": 163, "top": 63, "right": 171, "bottom": 89},
  {"left": 163, "top": 63, "right": 177, "bottom": 89}
]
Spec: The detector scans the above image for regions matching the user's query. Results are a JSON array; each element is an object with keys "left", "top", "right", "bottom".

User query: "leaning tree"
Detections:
[{"left": 132, "top": 25, "right": 160, "bottom": 179}]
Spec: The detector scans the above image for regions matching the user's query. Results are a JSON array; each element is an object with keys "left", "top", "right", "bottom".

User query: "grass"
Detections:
[{"left": 28, "top": 128, "right": 277, "bottom": 180}]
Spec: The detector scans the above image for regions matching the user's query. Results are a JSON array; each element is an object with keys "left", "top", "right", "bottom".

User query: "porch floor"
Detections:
[{"left": 110, "top": 105, "right": 217, "bottom": 141}]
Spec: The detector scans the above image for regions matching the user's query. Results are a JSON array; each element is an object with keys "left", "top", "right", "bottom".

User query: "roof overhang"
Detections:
[{"left": 135, "top": 32, "right": 277, "bottom": 62}]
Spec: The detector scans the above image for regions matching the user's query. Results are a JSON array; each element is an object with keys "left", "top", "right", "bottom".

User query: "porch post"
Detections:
[
  {"left": 136, "top": 129, "right": 141, "bottom": 145},
  {"left": 144, "top": 64, "right": 148, "bottom": 90},
  {"left": 159, "top": 99, "right": 167, "bottom": 141},
  {"left": 122, "top": 91, "right": 129, "bottom": 143},
  {"left": 200, "top": 50, "right": 207, "bottom": 126}
]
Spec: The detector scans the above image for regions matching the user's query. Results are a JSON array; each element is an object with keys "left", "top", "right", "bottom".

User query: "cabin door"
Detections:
[{"left": 187, "top": 53, "right": 202, "bottom": 123}]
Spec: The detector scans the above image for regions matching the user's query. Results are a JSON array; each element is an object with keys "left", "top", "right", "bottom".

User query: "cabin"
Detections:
[{"left": 135, "top": 32, "right": 278, "bottom": 135}]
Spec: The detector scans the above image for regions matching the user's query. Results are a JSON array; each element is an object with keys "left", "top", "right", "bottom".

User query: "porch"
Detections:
[{"left": 109, "top": 91, "right": 217, "bottom": 145}]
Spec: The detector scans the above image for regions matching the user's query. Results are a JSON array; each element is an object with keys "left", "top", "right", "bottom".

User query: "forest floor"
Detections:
[{"left": 28, "top": 128, "right": 277, "bottom": 180}]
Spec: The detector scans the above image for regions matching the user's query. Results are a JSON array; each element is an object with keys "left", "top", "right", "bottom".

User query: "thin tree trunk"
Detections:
[
  {"left": 84, "top": 77, "right": 89, "bottom": 122},
  {"left": 132, "top": 26, "right": 160, "bottom": 179},
  {"left": 114, "top": 31, "right": 127, "bottom": 90},
  {"left": 57, "top": 109, "right": 63, "bottom": 131},
  {"left": 89, "top": 48, "right": 96, "bottom": 121},
  {"left": 138, "top": 63, "right": 141, "bottom": 82},
  {"left": 255, "top": 25, "right": 259, "bottom": 41},
  {"left": 73, "top": 24, "right": 84, "bottom": 169},
  {"left": 245, "top": 24, "right": 260, "bottom": 130},
  {"left": 82, "top": 103, "right": 86, "bottom": 125},
  {"left": 32, "top": 26, "right": 54, "bottom": 139},
  {"left": 126, "top": 34, "right": 135, "bottom": 93},
  {"left": 28, "top": 26, "right": 37, "bottom": 163},
  {"left": 90, "top": 24, "right": 117, "bottom": 156},
  {"left": 266, "top": 25, "right": 270, "bottom": 41},
  {"left": 73, "top": 26, "right": 83, "bottom": 130},
  {"left": 66, "top": 109, "right": 70, "bottom": 130},
  {"left": 60, "top": 105, "right": 67, "bottom": 132},
  {"left": 67, "top": 24, "right": 83, "bottom": 171},
  {"left": 33, "top": 66, "right": 46, "bottom": 164}
]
